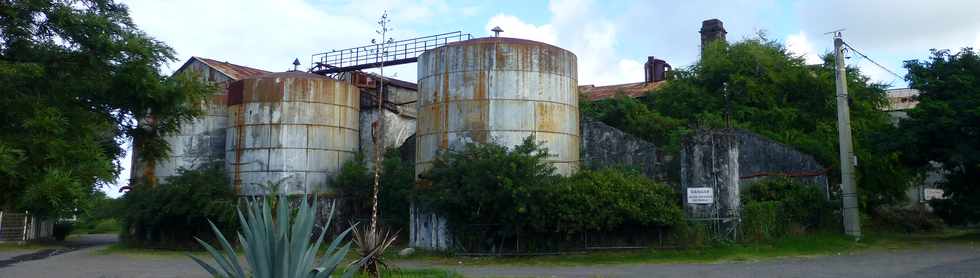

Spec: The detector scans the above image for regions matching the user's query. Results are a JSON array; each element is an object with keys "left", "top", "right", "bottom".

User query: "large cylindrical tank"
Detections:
[
  {"left": 416, "top": 37, "right": 580, "bottom": 176},
  {"left": 226, "top": 72, "right": 359, "bottom": 195}
]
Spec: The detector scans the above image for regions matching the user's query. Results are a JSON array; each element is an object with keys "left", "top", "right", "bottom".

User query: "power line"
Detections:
[{"left": 841, "top": 40, "right": 904, "bottom": 80}]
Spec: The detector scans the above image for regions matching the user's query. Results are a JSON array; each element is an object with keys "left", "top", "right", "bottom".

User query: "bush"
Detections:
[
  {"left": 120, "top": 164, "right": 238, "bottom": 249},
  {"left": 332, "top": 150, "right": 414, "bottom": 232},
  {"left": 415, "top": 137, "right": 684, "bottom": 248},
  {"left": 741, "top": 201, "right": 781, "bottom": 242},
  {"left": 873, "top": 205, "right": 944, "bottom": 233},
  {"left": 543, "top": 168, "right": 683, "bottom": 233},
  {"left": 743, "top": 177, "right": 831, "bottom": 230}
]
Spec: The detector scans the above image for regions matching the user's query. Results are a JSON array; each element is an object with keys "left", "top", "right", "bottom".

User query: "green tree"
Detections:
[
  {"left": 900, "top": 48, "right": 980, "bottom": 224},
  {"left": 0, "top": 0, "right": 214, "bottom": 217},
  {"left": 588, "top": 37, "right": 911, "bottom": 208}
]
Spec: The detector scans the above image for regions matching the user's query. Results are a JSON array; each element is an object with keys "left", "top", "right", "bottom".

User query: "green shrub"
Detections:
[
  {"left": 873, "top": 205, "right": 944, "bottom": 233},
  {"left": 741, "top": 201, "right": 781, "bottom": 242},
  {"left": 543, "top": 168, "right": 683, "bottom": 233},
  {"left": 744, "top": 177, "right": 831, "bottom": 230},
  {"left": 332, "top": 150, "right": 414, "bottom": 232},
  {"left": 120, "top": 164, "right": 237, "bottom": 249},
  {"left": 416, "top": 137, "right": 684, "bottom": 243}
]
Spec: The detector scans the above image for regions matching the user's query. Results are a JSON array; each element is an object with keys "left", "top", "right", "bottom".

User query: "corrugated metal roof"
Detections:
[
  {"left": 578, "top": 81, "right": 665, "bottom": 101},
  {"left": 176, "top": 57, "right": 271, "bottom": 80}
]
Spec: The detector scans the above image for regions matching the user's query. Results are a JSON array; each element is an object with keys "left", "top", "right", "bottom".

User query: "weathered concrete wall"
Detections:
[
  {"left": 579, "top": 117, "right": 661, "bottom": 180},
  {"left": 734, "top": 129, "right": 829, "bottom": 195},
  {"left": 130, "top": 59, "right": 230, "bottom": 185},
  {"left": 681, "top": 129, "right": 740, "bottom": 222},
  {"left": 359, "top": 108, "right": 417, "bottom": 168}
]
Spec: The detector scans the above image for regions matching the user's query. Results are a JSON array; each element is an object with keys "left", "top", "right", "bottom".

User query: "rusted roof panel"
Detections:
[
  {"left": 185, "top": 57, "right": 271, "bottom": 80},
  {"left": 578, "top": 81, "right": 665, "bottom": 101}
]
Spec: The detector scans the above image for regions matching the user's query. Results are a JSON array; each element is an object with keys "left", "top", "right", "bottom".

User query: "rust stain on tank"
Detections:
[{"left": 535, "top": 102, "right": 558, "bottom": 132}]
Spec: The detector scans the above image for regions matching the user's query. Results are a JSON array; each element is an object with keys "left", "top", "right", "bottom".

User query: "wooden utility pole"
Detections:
[{"left": 833, "top": 32, "right": 861, "bottom": 238}]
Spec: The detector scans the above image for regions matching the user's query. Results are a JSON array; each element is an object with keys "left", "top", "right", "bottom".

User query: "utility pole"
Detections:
[{"left": 834, "top": 32, "right": 861, "bottom": 239}]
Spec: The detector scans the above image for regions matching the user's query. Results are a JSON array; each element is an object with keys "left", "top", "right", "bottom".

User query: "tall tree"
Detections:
[
  {"left": 0, "top": 0, "right": 213, "bottom": 217},
  {"left": 901, "top": 48, "right": 980, "bottom": 224}
]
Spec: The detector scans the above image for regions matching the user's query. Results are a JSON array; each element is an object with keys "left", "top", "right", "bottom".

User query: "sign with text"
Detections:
[
  {"left": 687, "top": 187, "right": 714, "bottom": 204},
  {"left": 923, "top": 188, "right": 945, "bottom": 201}
]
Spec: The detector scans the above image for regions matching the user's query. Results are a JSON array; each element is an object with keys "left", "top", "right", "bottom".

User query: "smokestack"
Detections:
[
  {"left": 644, "top": 56, "right": 671, "bottom": 83},
  {"left": 700, "top": 19, "right": 727, "bottom": 50}
]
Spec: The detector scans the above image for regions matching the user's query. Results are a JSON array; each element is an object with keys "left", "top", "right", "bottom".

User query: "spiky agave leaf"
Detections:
[
  {"left": 191, "top": 194, "right": 358, "bottom": 278},
  {"left": 350, "top": 225, "right": 399, "bottom": 277}
]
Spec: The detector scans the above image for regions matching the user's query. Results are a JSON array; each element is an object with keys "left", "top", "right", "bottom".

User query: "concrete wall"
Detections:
[
  {"left": 734, "top": 129, "right": 829, "bottom": 195},
  {"left": 359, "top": 108, "right": 417, "bottom": 168},
  {"left": 681, "top": 129, "right": 740, "bottom": 221},
  {"left": 579, "top": 117, "right": 661, "bottom": 180},
  {"left": 130, "top": 60, "right": 231, "bottom": 185}
]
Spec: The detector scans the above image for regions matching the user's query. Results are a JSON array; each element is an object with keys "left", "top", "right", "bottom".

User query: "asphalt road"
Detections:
[{"left": 0, "top": 234, "right": 978, "bottom": 278}]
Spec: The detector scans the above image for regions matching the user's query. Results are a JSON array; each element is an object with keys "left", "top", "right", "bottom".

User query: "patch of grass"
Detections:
[
  {"left": 95, "top": 243, "right": 209, "bottom": 257},
  {"left": 0, "top": 242, "right": 65, "bottom": 252},
  {"left": 72, "top": 219, "right": 121, "bottom": 235},
  {"left": 393, "top": 229, "right": 980, "bottom": 267}
]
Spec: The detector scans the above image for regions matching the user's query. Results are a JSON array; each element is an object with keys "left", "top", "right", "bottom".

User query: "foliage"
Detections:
[
  {"left": 191, "top": 194, "right": 358, "bottom": 278},
  {"left": 415, "top": 137, "right": 560, "bottom": 238},
  {"left": 743, "top": 178, "right": 830, "bottom": 229},
  {"left": 542, "top": 168, "right": 683, "bottom": 233},
  {"left": 120, "top": 164, "right": 237, "bottom": 248},
  {"left": 740, "top": 178, "right": 836, "bottom": 241},
  {"left": 333, "top": 150, "right": 414, "bottom": 231},
  {"left": 73, "top": 191, "right": 122, "bottom": 234},
  {"left": 0, "top": 0, "right": 215, "bottom": 217},
  {"left": 416, "top": 138, "right": 684, "bottom": 246},
  {"left": 581, "top": 95, "right": 688, "bottom": 152},
  {"left": 740, "top": 201, "right": 781, "bottom": 242},
  {"left": 583, "top": 37, "right": 911, "bottom": 208},
  {"left": 350, "top": 226, "right": 398, "bottom": 277},
  {"left": 899, "top": 48, "right": 980, "bottom": 224},
  {"left": 872, "top": 206, "right": 944, "bottom": 233}
]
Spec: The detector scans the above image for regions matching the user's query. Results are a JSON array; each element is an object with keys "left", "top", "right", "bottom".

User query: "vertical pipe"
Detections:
[{"left": 834, "top": 35, "right": 861, "bottom": 238}]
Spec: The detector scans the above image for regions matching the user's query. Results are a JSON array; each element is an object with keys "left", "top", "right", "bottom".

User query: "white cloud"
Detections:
[
  {"left": 785, "top": 31, "right": 824, "bottom": 65},
  {"left": 485, "top": 15, "right": 558, "bottom": 44},
  {"left": 461, "top": 5, "right": 480, "bottom": 17},
  {"left": 485, "top": 0, "right": 644, "bottom": 85},
  {"left": 794, "top": 0, "right": 980, "bottom": 53}
]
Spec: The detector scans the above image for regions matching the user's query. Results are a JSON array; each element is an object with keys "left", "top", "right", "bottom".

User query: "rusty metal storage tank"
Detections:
[
  {"left": 226, "top": 72, "right": 359, "bottom": 195},
  {"left": 416, "top": 37, "right": 580, "bottom": 176}
]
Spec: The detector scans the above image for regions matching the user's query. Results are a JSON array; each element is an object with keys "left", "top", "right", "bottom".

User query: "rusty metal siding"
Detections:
[
  {"left": 415, "top": 37, "right": 580, "bottom": 177},
  {"left": 226, "top": 72, "right": 359, "bottom": 195}
]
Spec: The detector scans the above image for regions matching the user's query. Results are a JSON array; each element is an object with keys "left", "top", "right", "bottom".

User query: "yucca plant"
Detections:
[{"left": 190, "top": 194, "right": 359, "bottom": 278}]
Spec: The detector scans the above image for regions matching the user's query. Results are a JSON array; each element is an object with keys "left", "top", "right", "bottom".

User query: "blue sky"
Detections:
[{"left": 104, "top": 0, "right": 980, "bottom": 196}]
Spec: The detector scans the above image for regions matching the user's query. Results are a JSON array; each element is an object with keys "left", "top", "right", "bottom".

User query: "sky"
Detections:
[{"left": 103, "top": 0, "right": 980, "bottom": 197}]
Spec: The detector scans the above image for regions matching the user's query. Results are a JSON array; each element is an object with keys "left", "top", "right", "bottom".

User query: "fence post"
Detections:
[
  {"left": 22, "top": 211, "right": 29, "bottom": 241},
  {"left": 0, "top": 211, "right": 4, "bottom": 236}
]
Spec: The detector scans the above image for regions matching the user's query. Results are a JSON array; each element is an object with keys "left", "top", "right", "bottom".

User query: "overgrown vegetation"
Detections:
[
  {"left": 899, "top": 47, "right": 980, "bottom": 225},
  {"left": 740, "top": 178, "right": 836, "bottom": 242},
  {"left": 333, "top": 150, "right": 415, "bottom": 233},
  {"left": 414, "top": 137, "right": 683, "bottom": 251},
  {"left": 583, "top": 37, "right": 911, "bottom": 209},
  {"left": 120, "top": 164, "right": 237, "bottom": 248},
  {"left": 0, "top": 0, "right": 215, "bottom": 217}
]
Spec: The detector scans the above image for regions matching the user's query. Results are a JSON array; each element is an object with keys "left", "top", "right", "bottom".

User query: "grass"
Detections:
[
  {"left": 71, "top": 219, "right": 121, "bottom": 235},
  {"left": 96, "top": 243, "right": 209, "bottom": 257},
  {"left": 0, "top": 241, "right": 66, "bottom": 252},
  {"left": 391, "top": 228, "right": 980, "bottom": 267}
]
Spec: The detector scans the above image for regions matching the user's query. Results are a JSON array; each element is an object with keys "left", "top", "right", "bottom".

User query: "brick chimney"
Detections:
[
  {"left": 644, "top": 56, "right": 671, "bottom": 83},
  {"left": 700, "top": 19, "right": 727, "bottom": 50}
]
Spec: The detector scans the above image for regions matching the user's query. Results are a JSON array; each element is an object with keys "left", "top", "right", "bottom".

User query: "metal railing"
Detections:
[{"left": 310, "top": 31, "right": 472, "bottom": 74}]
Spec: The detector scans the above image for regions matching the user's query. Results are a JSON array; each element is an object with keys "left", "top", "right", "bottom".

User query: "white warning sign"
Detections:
[{"left": 687, "top": 187, "right": 714, "bottom": 204}]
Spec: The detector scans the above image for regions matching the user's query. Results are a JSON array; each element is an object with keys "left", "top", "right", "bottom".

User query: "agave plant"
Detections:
[
  {"left": 190, "top": 194, "right": 359, "bottom": 278},
  {"left": 350, "top": 225, "right": 399, "bottom": 278}
]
